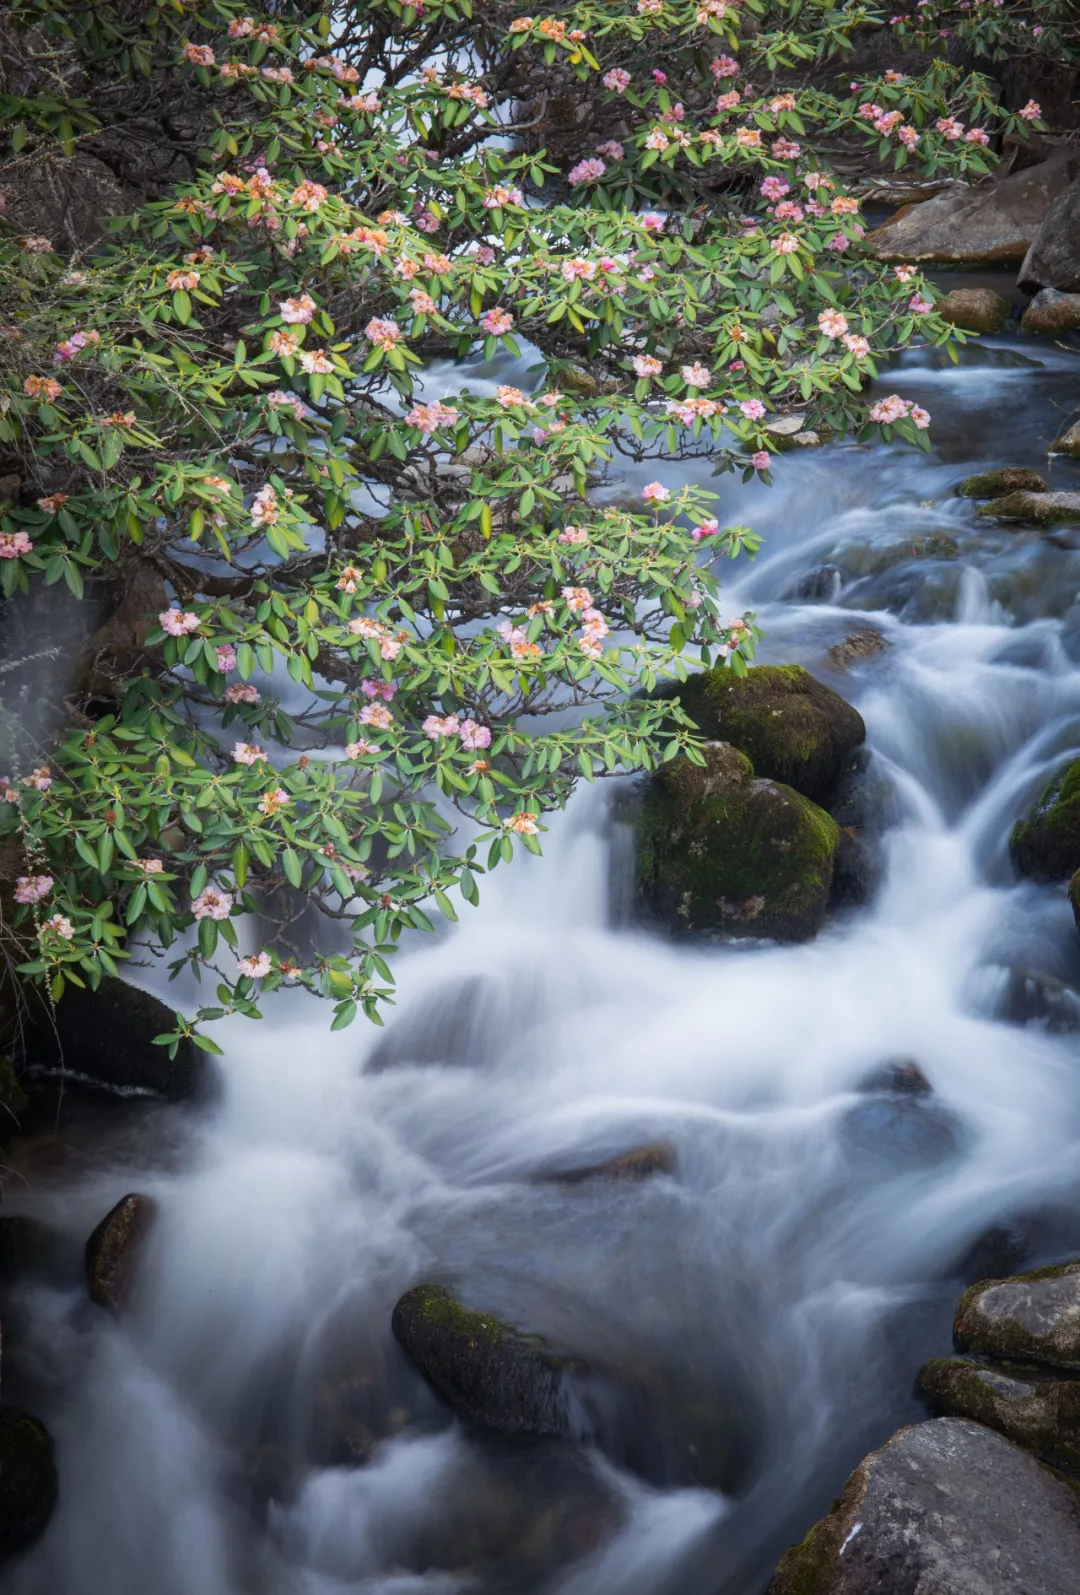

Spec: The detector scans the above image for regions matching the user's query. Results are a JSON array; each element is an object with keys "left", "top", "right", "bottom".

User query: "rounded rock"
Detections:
[
  {"left": 0, "top": 1408, "right": 58, "bottom": 1561},
  {"left": 1011, "top": 760, "right": 1080, "bottom": 881},
  {"left": 937, "top": 286, "right": 1010, "bottom": 333},
  {"left": 85, "top": 1192, "right": 157, "bottom": 1312}
]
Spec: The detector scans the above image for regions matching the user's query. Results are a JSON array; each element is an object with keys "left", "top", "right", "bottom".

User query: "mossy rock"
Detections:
[
  {"left": 391, "top": 1284, "right": 580, "bottom": 1437},
  {"left": 959, "top": 467, "right": 1048, "bottom": 498},
  {"left": 1070, "top": 869, "right": 1080, "bottom": 933},
  {"left": 85, "top": 1191, "right": 157, "bottom": 1312},
  {"left": 0, "top": 1217, "right": 62, "bottom": 1285},
  {"left": 637, "top": 742, "right": 840, "bottom": 943},
  {"left": 0, "top": 1408, "right": 58, "bottom": 1560},
  {"left": 954, "top": 1260, "right": 1080, "bottom": 1369},
  {"left": 937, "top": 286, "right": 1010, "bottom": 333},
  {"left": 978, "top": 490, "right": 1080, "bottom": 527},
  {"left": 673, "top": 664, "right": 865, "bottom": 806},
  {"left": 919, "top": 1355, "right": 1080, "bottom": 1473},
  {"left": 1010, "top": 760, "right": 1080, "bottom": 881}
]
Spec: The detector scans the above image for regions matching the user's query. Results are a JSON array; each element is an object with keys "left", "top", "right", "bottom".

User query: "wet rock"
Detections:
[
  {"left": 1019, "top": 174, "right": 1080, "bottom": 293},
  {"left": 861, "top": 1058, "right": 933, "bottom": 1096},
  {"left": 936, "top": 286, "right": 1010, "bottom": 332},
  {"left": 85, "top": 1192, "right": 157, "bottom": 1312},
  {"left": 637, "top": 742, "right": 840, "bottom": 943},
  {"left": 959, "top": 465, "right": 1048, "bottom": 497},
  {"left": 391, "top": 1284, "right": 582, "bottom": 1438},
  {"left": 1004, "top": 967, "right": 1080, "bottom": 1031},
  {"left": 979, "top": 490, "right": 1080, "bottom": 528},
  {"left": 534, "top": 1141, "right": 676, "bottom": 1186},
  {"left": 1071, "top": 869, "right": 1080, "bottom": 933},
  {"left": 955, "top": 1259, "right": 1080, "bottom": 1369},
  {"left": 768, "top": 1417, "right": 1080, "bottom": 1595},
  {"left": 951, "top": 1222, "right": 1032, "bottom": 1286},
  {"left": 20, "top": 973, "right": 205, "bottom": 1100},
  {"left": 831, "top": 829, "right": 880, "bottom": 909},
  {"left": 827, "top": 630, "right": 887, "bottom": 671},
  {"left": 673, "top": 664, "right": 865, "bottom": 806},
  {"left": 1023, "top": 288, "right": 1080, "bottom": 335},
  {"left": 1010, "top": 759, "right": 1080, "bottom": 881},
  {"left": 1052, "top": 419, "right": 1080, "bottom": 457},
  {"left": 919, "top": 1355, "right": 1080, "bottom": 1472},
  {"left": 787, "top": 566, "right": 841, "bottom": 602},
  {"left": 841, "top": 1093, "right": 960, "bottom": 1172},
  {"left": 0, "top": 1408, "right": 58, "bottom": 1560},
  {"left": 867, "top": 158, "right": 1079, "bottom": 265}
]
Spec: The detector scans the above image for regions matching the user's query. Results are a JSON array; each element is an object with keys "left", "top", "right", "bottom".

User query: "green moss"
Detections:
[
  {"left": 639, "top": 743, "right": 839, "bottom": 942},
  {"left": 416, "top": 1285, "right": 507, "bottom": 1345},
  {"left": 769, "top": 1520, "right": 834, "bottom": 1595},
  {"left": 1011, "top": 760, "right": 1080, "bottom": 881},
  {"left": 978, "top": 491, "right": 1080, "bottom": 527},
  {"left": 959, "top": 468, "right": 1047, "bottom": 498}
]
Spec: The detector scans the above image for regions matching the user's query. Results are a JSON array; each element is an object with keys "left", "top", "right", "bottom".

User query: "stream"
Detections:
[{"left": 6, "top": 313, "right": 1080, "bottom": 1595}]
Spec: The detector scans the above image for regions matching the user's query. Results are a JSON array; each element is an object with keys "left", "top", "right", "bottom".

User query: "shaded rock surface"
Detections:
[
  {"left": 920, "top": 1355, "right": 1080, "bottom": 1472},
  {"left": 959, "top": 465, "right": 1048, "bottom": 497},
  {"left": 827, "top": 630, "right": 887, "bottom": 672},
  {"left": 768, "top": 1417, "right": 1080, "bottom": 1595},
  {"left": 637, "top": 742, "right": 840, "bottom": 943},
  {"left": 391, "top": 1284, "right": 583, "bottom": 1438},
  {"left": 0, "top": 1409, "right": 58, "bottom": 1561},
  {"left": 0, "top": 1217, "right": 62, "bottom": 1284},
  {"left": 85, "top": 1191, "right": 157, "bottom": 1312},
  {"left": 936, "top": 286, "right": 1010, "bottom": 332},
  {"left": 1052, "top": 419, "right": 1080, "bottom": 457},
  {"left": 1023, "top": 288, "right": 1080, "bottom": 335},
  {"left": 979, "top": 490, "right": 1080, "bottom": 527},
  {"left": 955, "top": 1260, "right": 1080, "bottom": 1369},
  {"left": 674, "top": 664, "right": 865, "bottom": 806},
  {"left": 1019, "top": 174, "right": 1080, "bottom": 292},
  {"left": 20, "top": 973, "right": 205, "bottom": 1099},
  {"left": 534, "top": 1141, "right": 676, "bottom": 1186},
  {"left": 867, "top": 159, "right": 1079, "bottom": 264},
  {"left": 1011, "top": 759, "right": 1080, "bottom": 881}
]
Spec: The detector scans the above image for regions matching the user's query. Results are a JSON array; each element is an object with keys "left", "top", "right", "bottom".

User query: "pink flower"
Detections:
[
  {"left": 562, "top": 585, "right": 593, "bottom": 613},
  {"left": 558, "top": 526, "right": 588, "bottom": 545},
  {"left": 603, "top": 69, "right": 632, "bottom": 93},
  {"left": 192, "top": 886, "right": 231, "bottom": 921},
  {"left": 842, "top": 333, "right": 870, "bottom": 358},
  {"left": 134, "top": 858, "right": 163, "bottom": 875},
  {"left": 716, "top": 91, "right": 741, "bottom": 111},
  {"left": 818, "top": 309, "right": 849, "bottom": 338},
  {"left": 641, "top": 212, "right": 665, "bottom": 233},
  {"left": 760, "top": 177, "right": 790, "bottom": 201},
  {"left": 14, "top": 875, "right": 53, "bottom": 904},
  {"left": 773, "top": 137, "right": 801, "bottom": 159},
  {"left": 345, "top": 739, "right": 381, "bottom": 759},
  {"left": 43, "top": 913, "right": 74, "bottom": 939},
  {"left": 423, "top": 714, "right": 460, "bottom": 740},
  {"left": 596, "top": 140, "right": 624, "bottom": 160},
  {"left": 936, "top": 117, "right": 964, "bottom": 141},
  {"left": 237, "top": 952, "right": 271, "bottom": 978},
  {"left": 459, "top": 719, "right": 492, "bottom": 750},
  {"left": 0, "top": 532, "right": 32, "bottom": 559},
  {"left": 216, "top": 644, "right": 237, "bottom": 672},
  {"left": 269, "top": 330, "right": 300, "bottom": 358},
  {"left": 965, "top": 127, "right": 990, "bottom": 145},
  {"left": 633, "top": 354, "right": 663, "bottom": 377},
  {"left": 160, "top": 608, "right": 200, "bottom": 637},
  {"left": 751, "top": 451, "right": 771, "bottom": 470},
  {"left": 496, "top": 384, "right": 528, "bottom": 408},
  {"left": 1018, "top": 100, "right": 1041, "bottom": 122},
  {"left": 898, "top": 125, "right": 920, "bottom": 148},
  {"left": 642, "top": 482, "right": 670, "bottom": 503},
  {"left": 184, "top": 44, "right": 215, "bottom": 67},
  {"left": 299, "top": 348, "right": 333, "bottom": 374},
  {"left": 480, "top": 307, "right": 514, "bottom": 336},
  {"left": 710, "top": 54, "right": 739, "bottom": 79},
  {"left": 909, "top": 294, "right": 933, "bottom": 314},
  {"left": 365, "top": 317, "right": 401, "bottom": 351},
  {"left": 251, "top": 485, "right": 280, "bottom": 528},
  {"left": 482, "top": 185, "right": 523, "bottom": 209},
  {"left": 405, "top": 400, "right": 459, "bottom": 433},
  {"left": 225, "top": 683, "right": 260, "bottom": 704},
  {"left": 894, "top": 264, "right": 917, "bottom": 282},
  {"left": 259, "top": 787, "right": 290, "bottom": 817},
  {"left": 652, "top": 68, "right": 667, "bottom": 83},
  {"left": 24, "top": 766, "right": 51, "bottom": 791},
  {"left": 825, "top": 233, "right": 850, "bottom": 253},
  {"left": 868, "top": 394, "right": 910, "bottom": 425},
  {"left": 681, "top": 362, "right": 712, "bottom": 388},
  {"left": 740, "top": 399, "right": 766, "bottom": 420},
  {"left": 361, "top": 679, "right": 396, "bottom": 702},
  {"left": 773, "top": 232, "right": 799, "bottom": 255},
  {"left": 568, "top": 158, "right": 606, "bottom": 187},
  {"left": 289, "top": 180, "right": 327, "bottom": 211},
  {"left": 279, "top": 294, "right": 316, "bottom": 324},
  {"left": 910, "top": 405, "right": 931, "bottom": 429},
  {"left": 408, "top": 288, "right": 437, "bottom": 315},
  {"left": 360, "top": 703, "right": 393, "bottom": 729},
  {"left": 233, "top": 742, "right": 267, "bottom": 765},
  {"left": 504, "top": 812, "right": 539, "bottom": 835},
  {"left": 691, "top": 518, "right": 719, "bottom": 541}
]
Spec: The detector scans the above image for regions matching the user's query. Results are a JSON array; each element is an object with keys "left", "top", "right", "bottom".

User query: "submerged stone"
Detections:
[
  {"left": 978, "top": 490, "right": 1080, "bottom": 527},
  {"left": 954, "top": 1259, "right": 1080, "bottom": 1369},
  {"left": 637, "top": 742, "right": 840, "bottom": 943},
  {"left": 85, "top": 1192, "right": 157, "bottom": 1312},
  {"left": 768, "top": 1417, "right": 1080, "bottom": 1595},
  {"left": 1052, "top": 419, "right": 1080, "bottom": 458},
  {"left": 0, "top": 1409, "right": 58, "bottom": 1561},
  {"left": 534, "top": 1141, "right": 676, "bottom": 1186},
  {"left": 959, "top": 466, "right": 1048, "bottom": 498},
  {"left": 919, "top": 1355, "right": 1080, "bottom": 1472},
  {"left": 673, "top": 664, "right": 865, "bottom": 806},
  {"left": 827, "top": 630, "right": 887, "bottom": 672},
  {"left": 1010, "top": 759, "right": 1080, "bottom": 881}
]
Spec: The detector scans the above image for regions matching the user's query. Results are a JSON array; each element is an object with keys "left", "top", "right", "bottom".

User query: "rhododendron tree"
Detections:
[{"left": 0, "top": 0, "right": 1065, "bottom": 1049}]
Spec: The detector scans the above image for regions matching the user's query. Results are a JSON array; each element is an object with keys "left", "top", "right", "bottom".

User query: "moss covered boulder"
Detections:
[
  {"left": 978, "top": 490, "right": 1080, "bottom": 527},
  {"left": 954, "top": 1260, "right": 1080, "bottom": 1369},
  {"left": 937, "top": 286, "right": 1009, "bottom": 333},
  {"left": 919, "top": 1355, "right": 1080, "bottom": 1473},
  {"left": 85, "top": 1192, "right": 157, "bottom": 1312},
  {"left": 1010, "top": 760, "right": 1080, "bottom": 881},
  {"left": 767, "top": 1417, "right": 1080, "bottom": 1595},
  {"left": 675, "top": 665, "right": 865, "bottom": 806},
  {"left": 638, "top": 743, "right": 840, "bottom": 942},
  {"left": 0, "top": 1408, "right": 58, "bottom": 1560},
  {"left": 391, "top": 1284, "right": 580, "bottom": 1437},
  {"left": 959, "top": 466, "right": 1047, "bottom": 498}
]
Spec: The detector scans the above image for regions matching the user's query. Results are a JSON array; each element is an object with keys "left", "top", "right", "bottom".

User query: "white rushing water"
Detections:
[{"left": 8, "top": 333, "right": 1080, "bottom": 1595}]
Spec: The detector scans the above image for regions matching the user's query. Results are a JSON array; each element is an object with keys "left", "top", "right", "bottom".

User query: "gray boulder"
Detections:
[
  {"left": 936, "top": 286, "right": 1010, "bottom": 332},
  {"left": 86, "top": 1192, "right": 157, "bottom": 1312},
  {"left": 1052, "top": 419, "right": 1080, "bottom": 457},
  {"left": 768, "top": 1417, "right": 1080, "bottom": 1595},
  {"left": 1019, "top": 176, "right": 1080, "bottom": 293},
  {"left": 955, "top": 1260, "right": 1080, "bottom": 1368},
  {"left": 920, "top": 1355, "right": 1080, "bottom": 1473},
  {"left": 1023, "top": 288, "right": 1080, "bottom": 335},
  {"left": 867, "top": 158, "right": 1079, "bottom": 265}
]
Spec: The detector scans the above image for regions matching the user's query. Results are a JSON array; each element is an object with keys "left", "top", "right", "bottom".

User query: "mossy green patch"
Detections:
[
  {"left": 959, "top": 467, "right": 1047, "bottom": 498},
  {"left": 1011, "top": 759, "right": 1080, "bottom": 881}
]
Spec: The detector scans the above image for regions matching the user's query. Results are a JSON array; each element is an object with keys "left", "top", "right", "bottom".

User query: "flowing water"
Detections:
[{"left": 7, "top": 325, "right": 1080, "bottom": 1595}]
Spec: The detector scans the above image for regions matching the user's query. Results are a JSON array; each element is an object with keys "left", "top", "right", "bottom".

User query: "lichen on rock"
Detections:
[{"left": 1010, "top": 760, "right": 1080, "bottom": 881}]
